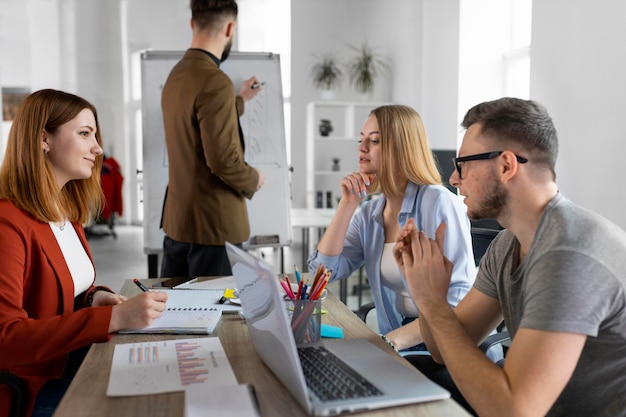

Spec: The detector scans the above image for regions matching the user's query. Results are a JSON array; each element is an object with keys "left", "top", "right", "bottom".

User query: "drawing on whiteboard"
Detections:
[{"left": 242, "top": 95, "right": 282, "bottom": 166}]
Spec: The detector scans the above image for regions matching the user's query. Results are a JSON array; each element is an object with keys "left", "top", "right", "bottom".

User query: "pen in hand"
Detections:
[
  {"left": 251, "top": 81, "right": 265, "bottom": 89},
  {"left": 133, "top": 278, "right": 150, "bottom": 293}
]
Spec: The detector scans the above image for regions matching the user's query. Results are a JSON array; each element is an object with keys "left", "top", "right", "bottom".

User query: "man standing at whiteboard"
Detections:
[{"left": 160, "top": 0, "right": 265, "bottom": 277}]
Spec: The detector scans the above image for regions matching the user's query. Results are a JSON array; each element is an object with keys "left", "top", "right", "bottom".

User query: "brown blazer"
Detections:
[
  {"left": 161, "top": 49, "right": 259, "bottom": 245},
  {"left": 0, "top": 200, "right": 112, "bottom": 417}
]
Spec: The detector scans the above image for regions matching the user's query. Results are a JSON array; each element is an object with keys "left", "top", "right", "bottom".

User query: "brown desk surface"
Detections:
[{"left": 53, "top": 279, "right": 469, "bottom": 417}]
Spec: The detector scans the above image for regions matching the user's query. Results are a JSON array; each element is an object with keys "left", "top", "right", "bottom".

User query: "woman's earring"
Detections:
[{"left": 44, "top": 147, "right": 50, "bottom": 154}]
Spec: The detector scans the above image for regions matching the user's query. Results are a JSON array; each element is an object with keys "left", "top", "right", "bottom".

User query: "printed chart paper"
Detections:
[{"left": 107, "top": 337, "right": 236, "bottom": 396}]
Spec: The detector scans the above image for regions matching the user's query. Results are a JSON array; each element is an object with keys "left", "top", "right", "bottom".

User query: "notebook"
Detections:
[
  {"left": 225, "top": 242, "right": 450, "bottom": 416},
  {"left": 162, "top": 275, "right": 242, "bottom": 313},
  {"left": 120, "top": 289, "right": 223, "bottom": 334}
]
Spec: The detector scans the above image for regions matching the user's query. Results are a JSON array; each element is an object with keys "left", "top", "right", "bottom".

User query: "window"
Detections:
[{"left": 458, "top": 0, "right": 532, "bottom": 141}]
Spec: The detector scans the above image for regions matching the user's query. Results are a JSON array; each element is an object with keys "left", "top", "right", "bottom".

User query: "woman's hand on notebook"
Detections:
[
  {"left": 91, "top": 291, "right": 126, "bottom": 307},
  {"left": 108, "top": 291, "right": 169, "bottom": 333}
]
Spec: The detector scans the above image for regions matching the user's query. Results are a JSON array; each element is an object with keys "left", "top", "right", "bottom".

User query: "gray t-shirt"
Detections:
[{"left": 475, "top": 193, "right": 626, "bottom": 417}]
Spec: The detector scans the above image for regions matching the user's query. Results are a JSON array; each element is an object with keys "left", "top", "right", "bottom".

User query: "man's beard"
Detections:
[
  {"left": 468, "top": 176, "right": 507, "bottom": 221},
  {"left": 221, "top": 39, "right": 233, "bottom": 62}
]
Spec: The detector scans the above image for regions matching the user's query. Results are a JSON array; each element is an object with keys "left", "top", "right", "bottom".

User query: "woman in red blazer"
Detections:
[{"left": 0, "top": 89, "right": 168, "bottom": 417}]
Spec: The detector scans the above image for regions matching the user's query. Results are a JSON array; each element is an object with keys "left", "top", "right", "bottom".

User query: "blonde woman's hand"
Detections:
[{"left": 340, "top": 172, "right": 375, "bottom": 203}]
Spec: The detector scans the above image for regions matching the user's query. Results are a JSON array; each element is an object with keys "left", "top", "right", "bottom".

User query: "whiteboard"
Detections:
[{"left": 141, "top": 50, "right": 292, "bottom": 254}]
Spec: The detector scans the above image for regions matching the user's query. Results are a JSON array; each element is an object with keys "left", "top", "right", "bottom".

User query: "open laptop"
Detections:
[{"left": 225, "top": 242, "right": 449, "bottom": 416}]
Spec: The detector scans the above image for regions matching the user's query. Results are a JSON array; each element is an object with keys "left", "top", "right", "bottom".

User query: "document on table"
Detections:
[
  {"left": 185, "top": 383, "right": 261, "bottom": 417},
  {"left": 107, "top": 337, "right": 236, "bottom": 396}
]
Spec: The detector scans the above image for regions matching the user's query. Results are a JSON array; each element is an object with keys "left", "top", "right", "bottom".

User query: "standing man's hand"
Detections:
[
  {"left": 255, "top": 168, "right": 265, "bottom": 191},
  {"left": 239, "top": 76, "right": 262, "bottom": 101}
]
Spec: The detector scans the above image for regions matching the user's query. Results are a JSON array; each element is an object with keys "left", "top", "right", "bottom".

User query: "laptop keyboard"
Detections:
[{"left": 297, "top": 346, "right": 384, "bottom": 401}]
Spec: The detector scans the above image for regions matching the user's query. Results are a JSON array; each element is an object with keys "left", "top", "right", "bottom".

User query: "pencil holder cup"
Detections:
[{"left": 287, "top": 299, "right": 322, "bottom": 345}]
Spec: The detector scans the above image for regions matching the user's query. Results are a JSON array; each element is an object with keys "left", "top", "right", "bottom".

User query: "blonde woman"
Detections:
[{"left": 308, "top": 104, "right": 475, "bottom": 352}]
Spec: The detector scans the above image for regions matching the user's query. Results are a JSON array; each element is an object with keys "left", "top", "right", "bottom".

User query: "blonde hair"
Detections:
[
  {"left": 0, "top": 89, "right": 104, "bottom": 223},
  {"left": 369, "top": 105, "right": 441, "bottom": 197}
]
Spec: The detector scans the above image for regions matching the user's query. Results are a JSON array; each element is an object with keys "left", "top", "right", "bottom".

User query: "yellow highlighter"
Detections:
[{"left": 218, "top": 288, "right": 237, "bottom": 304}]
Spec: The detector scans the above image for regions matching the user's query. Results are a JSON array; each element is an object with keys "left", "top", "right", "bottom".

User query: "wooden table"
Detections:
[{"left": 53, "top": 279, "right": 469, "bottom": 417}]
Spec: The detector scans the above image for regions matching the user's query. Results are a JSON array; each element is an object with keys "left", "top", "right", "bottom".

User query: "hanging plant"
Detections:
[
  {"left": 309, "top": 53, "right": 343, "bottom": 91},
  {"left": 346, "top": 43, "right": 388, "bottom": 95}
]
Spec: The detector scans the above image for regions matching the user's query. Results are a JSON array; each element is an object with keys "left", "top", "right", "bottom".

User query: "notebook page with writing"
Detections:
[{"left": 120, "top": 289, "right": 224, "bottom": 334}]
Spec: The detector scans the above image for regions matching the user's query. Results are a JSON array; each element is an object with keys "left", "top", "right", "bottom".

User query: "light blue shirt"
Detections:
[{"left": 308, "top": 182, "right": 476, "bottom": 334}]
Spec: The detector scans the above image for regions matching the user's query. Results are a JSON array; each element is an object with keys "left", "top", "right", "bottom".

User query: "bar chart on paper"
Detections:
[
  {"left": 107, "top": 337, "right": 237, "bottom": 396},
  {"left": 176, "top": 340, "right": 210, "bottom": 386}
]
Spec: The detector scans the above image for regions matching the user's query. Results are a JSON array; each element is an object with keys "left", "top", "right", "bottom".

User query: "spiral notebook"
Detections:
[{"left": 120, "top": 288, "right": 224, "bottom": 334}]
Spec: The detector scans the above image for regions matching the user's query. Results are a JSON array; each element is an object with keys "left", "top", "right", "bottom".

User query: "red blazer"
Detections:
[{"left": 0, "top": 200, "right": 113, "bottom": 417}]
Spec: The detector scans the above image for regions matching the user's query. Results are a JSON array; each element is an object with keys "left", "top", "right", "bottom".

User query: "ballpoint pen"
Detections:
[{"left": 133, "top": 278, "right": 150, "bottom": 293}]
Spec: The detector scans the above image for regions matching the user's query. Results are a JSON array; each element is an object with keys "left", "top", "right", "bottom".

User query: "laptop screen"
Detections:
[{"left": 226, "top": 243, "right": 312, "bottom": 409}]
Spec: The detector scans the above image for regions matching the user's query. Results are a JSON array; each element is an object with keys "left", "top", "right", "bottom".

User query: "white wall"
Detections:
[
  {"left": 0, "top": 0, "right": 191, "bottom": 224},
  {"left": 0, "top": 0, "right": 61, "bottom": 161},
  {"left": 531, "top": 0, "right": 626, "bottom": 229}
]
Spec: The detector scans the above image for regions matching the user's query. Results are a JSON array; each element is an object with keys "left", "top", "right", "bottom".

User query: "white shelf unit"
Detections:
[{"left": 305, "top": 101, "right": 387, "bottom": 209}]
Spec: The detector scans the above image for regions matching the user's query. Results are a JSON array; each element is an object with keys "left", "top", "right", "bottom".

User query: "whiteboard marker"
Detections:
[{"left": 251, "top": 82, "right": 265, "bottom": 89}]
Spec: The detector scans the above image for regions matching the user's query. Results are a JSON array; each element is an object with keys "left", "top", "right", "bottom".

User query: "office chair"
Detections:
[{"left": 0, "top": 371, "right": 27, "bottom": 417}]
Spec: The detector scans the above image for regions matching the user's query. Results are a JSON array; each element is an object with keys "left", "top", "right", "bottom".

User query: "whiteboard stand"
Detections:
[{"left": 145, "top": 249, "right": 162, "bottom": 278}]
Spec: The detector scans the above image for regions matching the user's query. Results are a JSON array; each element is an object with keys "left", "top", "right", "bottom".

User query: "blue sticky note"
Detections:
[{"left": 321, "top": 324, "right": 344, "bottom": 339}]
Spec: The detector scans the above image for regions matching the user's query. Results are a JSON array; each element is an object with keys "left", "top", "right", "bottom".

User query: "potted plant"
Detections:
[
  {"left": 346, "top": 43, "right": 388, "bottom": 98},
  {"left": 310, "top": 53, "right": 343, "bottom": 100}
]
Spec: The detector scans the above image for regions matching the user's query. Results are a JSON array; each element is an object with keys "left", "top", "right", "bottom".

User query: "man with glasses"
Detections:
[{"left": 394, "top": 97, "right": 626, "bottom": 416}]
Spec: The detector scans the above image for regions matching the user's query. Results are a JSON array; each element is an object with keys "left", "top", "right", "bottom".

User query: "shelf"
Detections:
[{"left": 306, "top": 101, "right": 388, "bottom": 209}]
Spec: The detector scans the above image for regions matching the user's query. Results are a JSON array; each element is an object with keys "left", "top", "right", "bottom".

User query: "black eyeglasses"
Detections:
[{"left": 452, "top": 151, "right": 528, "bottom": 179}]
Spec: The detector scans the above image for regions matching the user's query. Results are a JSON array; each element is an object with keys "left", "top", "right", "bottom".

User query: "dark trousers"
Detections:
[
  {"left": 404, "top": 354, "right": 477, "bottom": 416},
  {"left": 31, "top": 347, "right": 89, "bottom": 417},
  {"left": 161, "top": 236, "right": 241, "bottom": 277}
]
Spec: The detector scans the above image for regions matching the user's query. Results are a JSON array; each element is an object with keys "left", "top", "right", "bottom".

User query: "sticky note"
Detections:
[{"left": 321, "top": 324, "right": 344, "bottom": 339}]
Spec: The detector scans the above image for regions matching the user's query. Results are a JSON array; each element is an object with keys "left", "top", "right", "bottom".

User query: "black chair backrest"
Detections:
[
  {"left": 0, "top": 372, "right": 27, "bottom": 417},
  {"left": 471, "top": 227, "right": 501, "bottom": 266}
]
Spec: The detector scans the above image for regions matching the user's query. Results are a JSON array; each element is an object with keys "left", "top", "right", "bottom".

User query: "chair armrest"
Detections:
[
  {"left": 355, "top": 301, "right": 375, "bottom": 322},
  {"left": 479, "top": 330, "right": 510, "bottom": 353}
]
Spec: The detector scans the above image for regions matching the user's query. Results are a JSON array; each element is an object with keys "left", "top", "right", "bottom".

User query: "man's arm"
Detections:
[
  {"left": 425, "top": 301, "right": 586, "bottom": 417},
  {"left": 419, "top": 288, "right": 503, "bottom": 363},
  {"left": 236, "top": 75, "right": 261, "bottom": 116},
  {"left": 198, "top": 79, "right": 258, "bottom": 196},
  {"left": 397, "top": 220, "right": 587, "bottom": 416}
]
